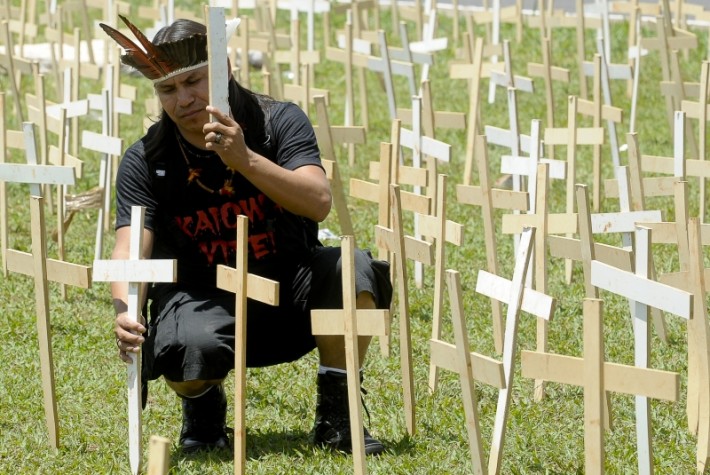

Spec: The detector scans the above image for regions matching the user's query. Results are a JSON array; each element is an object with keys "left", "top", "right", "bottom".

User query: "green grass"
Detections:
[{"left": 1, "top": 4, "right": 709, "bottom": 474}]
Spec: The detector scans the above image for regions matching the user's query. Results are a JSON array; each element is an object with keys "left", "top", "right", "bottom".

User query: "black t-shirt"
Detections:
[{"left": 115, "top": 100, "right": 324, "bottom": 296}]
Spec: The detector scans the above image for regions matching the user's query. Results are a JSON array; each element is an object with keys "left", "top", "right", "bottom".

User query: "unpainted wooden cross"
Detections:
[
  {"left": 81, "top": 88, "right": 123, "bottom": 260},
  {"left": 421, "top": 174, "right": 464, "bottom": 393},
  {"left": 311, "top": 235, "right": 390, "bottom": 475},
  {"left": 0, "top": 122, "right": 88, "bottom": 450},
  {"left": 92, "top": 206, "right": 177, "bottom": 475},
  {"left": 312, "top": 94, "right": 365, "bottom": 239},
  {"left": 526, "top": 35, "right": 570, "bottom": 160},
  {"left": 544, "top": 94, "right": 604, "bottom": 280},
  {"left": 372, "top": 183, "right": 433, "bottom": 436},
  {"left": 351, "top": 137, "right": 432, "bottom": 350},
  {"left": 214, "top": 215, "right": 280, "bottom": 475},
  {"left": 522, "top": 295, "right": 684, "bottom": 475}
]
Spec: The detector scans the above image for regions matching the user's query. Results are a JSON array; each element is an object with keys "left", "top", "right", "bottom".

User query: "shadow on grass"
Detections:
[{"left": 169, "top": 429, "right": 417, "bottom": 465}]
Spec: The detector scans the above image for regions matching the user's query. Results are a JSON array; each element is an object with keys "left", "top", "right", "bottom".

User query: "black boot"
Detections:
[
  {"left": 312, "top": 370, "right": 385, "bottom": 455},
  {"left": 179, "top": 384, "right": 230, "bottom": 453}
]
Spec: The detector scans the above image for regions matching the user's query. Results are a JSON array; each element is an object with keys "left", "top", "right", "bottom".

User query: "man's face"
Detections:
[{"left": 155, "top": 66, "right": 211, "bottom": 138}]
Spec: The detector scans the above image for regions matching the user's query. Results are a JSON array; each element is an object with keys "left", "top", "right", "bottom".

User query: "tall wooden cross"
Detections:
[
  {"left": 311, "top": 235, "right": 390, "bottom": 475},
  {"left": 92, "top": 206, "right": 177, "bottom": 475},
  {"left": 81, "top": 88, "right": 123, "bottom": 260},
  {"left": 312, "top": 94, "right": 365, "bottom": 239},
  {"left": 0, "top": 122, "right": 88, "bottom": 450},
  {"left": 544, "top": 94, "right": 604, "bottom": 280},
  {"left": 372, "top": 183, "right": 433, "bottom": 436},
  {"left": 522, "top": 296, "right": 684, "bottom": 474},
  {"left": 215, "top": 215, "right": 280, "bottom": 475},
  {"left": 576, "top": 55, "right": 621, "bottom": 212},
  {"left": 422, "top": 174, "right": 464, "bottom": 392},
  {"left": 526, "top": 35, "right": 570, "bottom": 160}
]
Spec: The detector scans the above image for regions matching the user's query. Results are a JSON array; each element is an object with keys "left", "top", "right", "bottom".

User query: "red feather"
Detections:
[
  {"left": 99, "top": 21, "right": 165, "bottom": 79},
  {"left": 118, "top": 15, "right": 174, "bottom": 75}
]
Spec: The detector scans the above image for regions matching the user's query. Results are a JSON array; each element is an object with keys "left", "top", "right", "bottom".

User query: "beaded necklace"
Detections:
[{"left": 176, "top": 132, "right": 237, "bottom": 197}]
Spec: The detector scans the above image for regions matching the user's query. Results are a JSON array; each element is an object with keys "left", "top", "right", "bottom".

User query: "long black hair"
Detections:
[{"left": 144, "top": 19, "right": 275, "bottom": 161}]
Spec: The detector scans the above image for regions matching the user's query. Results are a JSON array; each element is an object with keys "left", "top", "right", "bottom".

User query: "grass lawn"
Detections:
[{"left": 1, "top": 3, "right": 709, "bottom": 474}]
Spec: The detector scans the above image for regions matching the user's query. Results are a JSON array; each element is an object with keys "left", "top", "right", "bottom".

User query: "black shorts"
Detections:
[{"left": 142, "top": 246, "right": 392, "bottom": 382}]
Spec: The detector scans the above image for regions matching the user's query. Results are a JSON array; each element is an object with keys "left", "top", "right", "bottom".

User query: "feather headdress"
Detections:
[{"left": 100, "top": 15, "right": 240, "bottom": 84}]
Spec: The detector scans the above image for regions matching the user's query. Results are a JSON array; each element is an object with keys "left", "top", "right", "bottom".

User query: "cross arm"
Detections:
[
  {"left": 521, "top": 351, "right": 679, "bottom": 401},
  {"left": 429, "top": 339, "right": 505, "bottom": 388},
  {"left": 475, "top": 270, "right": 554, "bottom": 320},
  {"left": 6, "top": 249, "right": 91, "bottom": 287},
  {"left": 216, "top": 265, "right": 279, "bottom": 306}
]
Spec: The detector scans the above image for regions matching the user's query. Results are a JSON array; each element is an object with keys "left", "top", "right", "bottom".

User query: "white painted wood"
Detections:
[
  {"left": 87, "top": 93, "right": 132, "bottom": 115},
  {"left": 0, "top": 163, "right": 75, "bottom": 187},
  {"left": 92, "top": 260, "right": 177, "bottom": 283},
  {"left": 475, "top": 270, "right": 554, "bottom": 320},
  {"left": 81, "top": 130, "right": 122, "bottom": 156},
  {"left": 206, "top": 7, "right": 230, "bottom": 117},
  {"left": 591, "top": 260, "right": 692, "bottom": 319},
  {"left": 400, "top": 128, "right": 451, "bottom": 162},
  {"left": 500, "top": 156, "right": 566, "bottom": 181},
  {"left": 92, "top": 206, "right": 176, "bottom": 475},
  {"left": 489, "top": 228, "right": 540, "bottom": 475},
  {"left": 589, "top": 210, "right": 662, "bottom": 234}
]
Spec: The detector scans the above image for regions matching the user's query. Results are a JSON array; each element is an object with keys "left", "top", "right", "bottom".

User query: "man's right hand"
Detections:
[{"left": 114, "top": 311, "right": 146, "bottom": 364}]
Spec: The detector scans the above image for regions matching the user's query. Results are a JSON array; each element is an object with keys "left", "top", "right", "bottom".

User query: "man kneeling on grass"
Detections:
[{"left": 101, "top": 15, "right": 392, "bottom": 455}]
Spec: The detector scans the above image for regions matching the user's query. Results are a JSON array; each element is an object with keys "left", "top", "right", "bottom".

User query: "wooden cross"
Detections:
[
  {"left": 0, "top": 19, "right": 34, "bottom": 122},
  {"left": 275, "top": 15, "right": 321, "bottom": 94},
  {"left": 398, "top": 96, "right": 451, "bottom": 288},
  {"left": 642, "top": 11, "right": 698, "bottom": 131},
  {"left": 501, "top": 162, "right": 558, "bottom": 401},
  {"left": 590, "top": 225, "right": 692, "bottom": 473},
  {"left": 456, "top": 134, "right": 529, "bottom": 353},
  {"left": 283, "top": 63, "right": 330, "bottom": 115},
  {"left": 92, "top": 206, "right": 177, "bottom": 475},
  {"left": 500, "top": 119, "right": 566, "bottom": 288},
  {"left": 522, "top": 296, "right": 684, "bottom": 475},
  {"left": 681, "top": 61, "right": 710, "bottom": 220},
  {"left": 325, "top": 15, "right": 368, "bottom": 164},
  {"left": 81, "top": 88, "right": 123, "bottom": 260},
  {"left": 472, "top": 227, "right": 555, "bottom": 475},
  {"left": 487, "top": 40, "right": 534, "bottom": 104},
  {"left": 526, "top": 35, "right": 570, "bottom": 160},
  {"left": 544, "top": 94, "right": 604, "bottom": 280},
  {"left": 611, "top": 112, "right": 687, "bottom": 206},
  {"left": 372, "top": 183, "right": 433, "bottom": 436},
  {"left": 397, "top": 78, "right": 467, "bottom": 139},
  {"left": 312, "top": 94, "right": 365, "bottom": 239},
  {"left": 659, "top": 217, "right": 710, "bottom": 472},
  {"left": 366, "top": 28, "right": 415, "bottom": 121},
  {"left": 422, "top": 174, "right": 464, "bottom": 392},
  {"left": 214, "top": 215, "right": 279, "bottom": 475},
  {"left": 526, "top": 0, "right": 595, "bottom": 97},
  {"left": 582, "top": 44, "right": 628, "bottom": 181},
  {"left": 485, "top": 87, "right": 530, "bottom": 178},
  {"left": 577, "top": 54, "right": 622, "bottom": 212},
  {"left": 311, "top": 236, "right": 389, "bottom": 475},
  {"left": 0, "top": 122, "right": 88, "bottom": 450},
  {"left": 351, "top": 139, "right": 430, "bottom": 359},
  {"left": 450, "top": 35, "right": 484, "bottom": 186}
]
